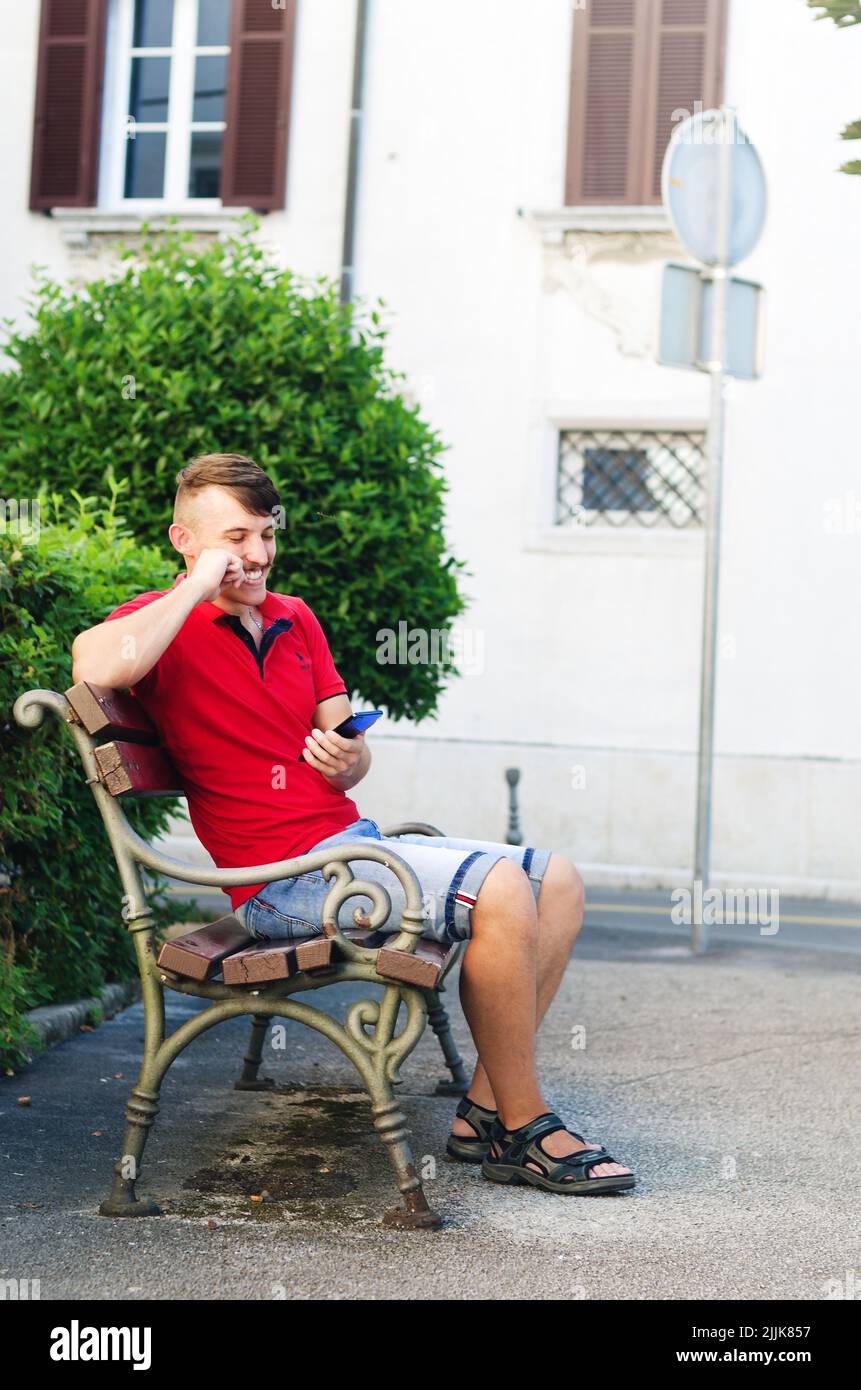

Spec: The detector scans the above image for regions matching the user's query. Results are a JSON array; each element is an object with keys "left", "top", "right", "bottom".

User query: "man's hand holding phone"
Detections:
[
  {"left": 300, "top": 726, "right": 367, "bottom": 780},
  {"left": 298, "top": 711, "right": 383, "bottom": 780}
]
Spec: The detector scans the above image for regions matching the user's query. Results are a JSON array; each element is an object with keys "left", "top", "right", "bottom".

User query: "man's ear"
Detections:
[{"left": 168, "top": 521, "right": 193, "bottom": 557}]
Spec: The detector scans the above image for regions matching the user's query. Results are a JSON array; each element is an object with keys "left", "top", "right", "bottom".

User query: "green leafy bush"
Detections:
[
  {"left": 0, "top": 489, "right": 181, "bottom": 1068},
  {"left": 0, "top": 216, "right": 469, "bottom": 721}
]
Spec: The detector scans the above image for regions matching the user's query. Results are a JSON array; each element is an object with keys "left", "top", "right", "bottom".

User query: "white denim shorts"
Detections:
[{"left": 234, "top": 818, "right": 553, "bottom": 947}]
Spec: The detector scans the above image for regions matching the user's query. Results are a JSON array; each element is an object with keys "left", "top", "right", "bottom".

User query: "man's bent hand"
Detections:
[{"left": 301, "top": 728, "right": 370, "bottom": 791}]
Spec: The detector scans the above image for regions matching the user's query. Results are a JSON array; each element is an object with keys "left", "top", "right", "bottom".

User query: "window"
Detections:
[
  {"left": 29, "top": 0, "right": 297, "bottom": 212},
  {"left": 103, "top": 0, "right": 230, "bottom": 205},
  {"left": 557, "top": 427, "right": 705, "bottom": 528},
  {"left": 565, "top": 0, "right": 728, "bottom": 207}
]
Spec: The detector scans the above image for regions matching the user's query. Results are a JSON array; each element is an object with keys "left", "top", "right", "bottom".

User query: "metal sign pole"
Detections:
[{"left": 691, "top": 107, "right": 734, "bottom": 952}]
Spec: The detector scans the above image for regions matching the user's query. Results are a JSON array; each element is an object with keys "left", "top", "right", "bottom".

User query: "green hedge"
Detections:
[
  {"left": 0, "top": 216, "right": 470, "bottom": 723},
  {"left": 0, "top": 489, "right": 182, "bottom": 1069}
]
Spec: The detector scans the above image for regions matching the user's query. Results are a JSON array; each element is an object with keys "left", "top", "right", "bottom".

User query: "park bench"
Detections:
[{"left": 12, "top": 682, "right": 473, "bottom": 1230}]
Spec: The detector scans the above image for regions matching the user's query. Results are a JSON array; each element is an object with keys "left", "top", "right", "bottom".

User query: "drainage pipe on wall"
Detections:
[{"left": 340, "top": 0, "right": 369, "bottom": 304}]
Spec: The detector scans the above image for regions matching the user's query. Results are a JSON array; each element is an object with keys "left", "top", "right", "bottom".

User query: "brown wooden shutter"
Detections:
[
  {"left": 29, "top": 0, "right": 108, "bottom": 210},
  {"left": 645, "top": 0, "right": 728, "bottom": 200},
  {"left": 221, "top": 0, "right": 297, "bottom": 209},
  {"left": 566, "top": 0, "right": 646, "bottom": 205},
  {"left": 565, "top": 0, "right": 727, "bottom": 207}
]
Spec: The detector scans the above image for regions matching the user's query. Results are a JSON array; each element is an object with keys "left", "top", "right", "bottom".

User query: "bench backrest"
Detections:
[{"left": 65, "top": 682, "right": 184, "bottom": 797}]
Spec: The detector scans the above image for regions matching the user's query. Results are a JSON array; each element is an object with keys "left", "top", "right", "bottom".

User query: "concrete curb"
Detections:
[{"left": 22, "top": 979, "right": 141, "bottom": 1058}]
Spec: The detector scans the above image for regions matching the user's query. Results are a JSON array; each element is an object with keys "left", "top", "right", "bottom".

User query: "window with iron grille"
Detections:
[{"left": 557, "top": 428, "right": 705, "bottom": 528}]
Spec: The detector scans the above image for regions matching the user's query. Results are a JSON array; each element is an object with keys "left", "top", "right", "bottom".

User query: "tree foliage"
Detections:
[
  {"left": 0, "top": 216, "right": 470, "bottom": 723},
  {"left": 0, "top": 491, "right": 182, "bottom": 1068},
  {"left": 808, "top": 0, "right": 861, "bottom": 173}
]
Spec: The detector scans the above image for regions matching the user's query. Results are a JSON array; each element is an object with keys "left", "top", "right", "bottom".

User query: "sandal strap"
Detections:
[
  {"left": 493, "top": 1110, "right": 568, "bottom": 1161},
  {"left": 490, "top": 1112, "right": 619, "bottom": 1176},
  {"left": 454, "top": 1095, "right": 497, "bottom": 1140},
  {"left": 504, "top": 1110, "right": 565, "bottom": 1139},
  {"left": 533, "top": 1145, "right": 617, "bottom": 1183},
  {"left": 499, "top": 1111, "right": 591, "bottom": 1146},
  {"left": 456, "top": 1096, "right": 496, "bottom": 1119}
]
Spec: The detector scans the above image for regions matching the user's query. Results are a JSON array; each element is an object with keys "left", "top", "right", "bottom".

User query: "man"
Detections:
[{"left": 71, "top": 454, "right": 635, "bottom": 1196}]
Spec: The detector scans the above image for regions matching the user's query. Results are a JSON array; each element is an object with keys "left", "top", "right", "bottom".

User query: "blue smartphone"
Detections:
[{"left": 298, "top": 709, "right": 383, "bottom": 760}]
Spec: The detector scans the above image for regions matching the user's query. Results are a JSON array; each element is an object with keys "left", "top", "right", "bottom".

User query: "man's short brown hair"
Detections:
[{"left": 174, "top": 453, "right": 280, "bottom": 529}]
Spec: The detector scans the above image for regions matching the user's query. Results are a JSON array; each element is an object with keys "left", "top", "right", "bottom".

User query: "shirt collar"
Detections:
[{"left": 170, "top": 571, "right": 288, "bottom": 624}]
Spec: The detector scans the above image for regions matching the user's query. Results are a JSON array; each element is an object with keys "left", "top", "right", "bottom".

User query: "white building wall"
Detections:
[
  {"left": 2, "top": 0, "right": 859, "bottom": 900},
  {"left": 347, "top": 0, "right": 861, "bottom": 899}
]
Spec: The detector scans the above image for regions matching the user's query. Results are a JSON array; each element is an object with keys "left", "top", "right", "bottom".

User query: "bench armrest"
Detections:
[{"left": 125, "top": 825, "right": 426, "bottom": 959}]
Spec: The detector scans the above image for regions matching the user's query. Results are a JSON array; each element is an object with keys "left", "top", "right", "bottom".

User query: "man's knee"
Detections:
[
  {"left": 542, "top": 854, "right": 586, "bottom": 923},
  {"left": 472, "top": 858, "right": 537, "bottom": 934}
]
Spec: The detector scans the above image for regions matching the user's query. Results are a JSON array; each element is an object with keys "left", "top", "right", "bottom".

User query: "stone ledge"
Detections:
[
  {"left": 48, "top": 206, "right": 255, "bottom": 252},
  {"left": 526, "top": 204, "right": 673, "bottom": 245},
  {"left": 19, "top": 922, "right": 217, "bottom": 1062},
  {"left": 21, "top": 979, "right": 141, "bottom": 1061}
]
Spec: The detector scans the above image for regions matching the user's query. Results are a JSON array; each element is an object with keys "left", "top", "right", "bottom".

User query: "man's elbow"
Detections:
[
  {"left": 71, "top": 633, "right": 99, "bottom": 684},
  {"left": 70, "top": 629, "right": 117, "bottom": 688},
  {"left": 71, "top": 659, "right": 99, "bottom": 686},
  {"left": 71, "top": 660, "right": 97, "bottom": 686},
  {"left": 70, "top": 634, "right": 89, "bottom": 685}
]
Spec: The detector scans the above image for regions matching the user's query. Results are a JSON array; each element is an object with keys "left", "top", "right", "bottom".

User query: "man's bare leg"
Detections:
[
  {"left": 458, "top": 851, "right": 584, "bottom": 1111},
  {"left": 452, "top": 856, "right": 632, "bottom": 1179}
]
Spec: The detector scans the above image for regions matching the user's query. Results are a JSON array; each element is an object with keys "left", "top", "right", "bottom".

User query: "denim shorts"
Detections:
[{"left": 234, "top": 818, "right": 553, "bottom": 947}]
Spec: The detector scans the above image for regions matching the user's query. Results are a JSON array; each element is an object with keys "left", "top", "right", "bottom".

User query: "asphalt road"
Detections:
[{"left": 1, "top": 901, "right": 859, "bottom": 1301}]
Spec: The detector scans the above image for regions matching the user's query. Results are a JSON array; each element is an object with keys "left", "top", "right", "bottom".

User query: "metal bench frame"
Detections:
[{"left": 13, "top": 684, "right": 472, "bottom": 1230}]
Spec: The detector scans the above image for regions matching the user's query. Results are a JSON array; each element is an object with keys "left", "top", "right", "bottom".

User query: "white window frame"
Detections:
[{"left": 98, "top": 0, "right": 229, "bottom": 212}]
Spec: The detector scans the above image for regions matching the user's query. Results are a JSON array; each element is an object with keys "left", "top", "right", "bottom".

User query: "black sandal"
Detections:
[
  {"left": 445, "top": 1095, "right": 498, "bottom": 1163},
  {"left": 481, "top": 1111, "right": 637, "bottom": 1195}
]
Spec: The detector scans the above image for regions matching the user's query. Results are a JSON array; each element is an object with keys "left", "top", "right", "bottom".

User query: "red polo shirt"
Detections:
[{"left": 104, "top": 573, "right": 361, "bottom": 911}]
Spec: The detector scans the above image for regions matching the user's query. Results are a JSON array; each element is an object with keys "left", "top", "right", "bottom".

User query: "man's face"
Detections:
[{"left": 173, "top": 485, "right": 278, "bottom": 602}]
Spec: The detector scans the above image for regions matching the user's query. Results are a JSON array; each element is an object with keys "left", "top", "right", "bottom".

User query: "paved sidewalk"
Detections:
[{"left": 1, "top": 907, "right": 858, "bottom": 1301}]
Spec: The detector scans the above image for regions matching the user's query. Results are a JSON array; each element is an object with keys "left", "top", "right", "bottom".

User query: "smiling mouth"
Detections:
[{"left": 241, "top": 567, "right": 267, "bottom": 585}]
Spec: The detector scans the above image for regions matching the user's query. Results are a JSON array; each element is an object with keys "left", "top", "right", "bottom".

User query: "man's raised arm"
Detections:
[{"left": 71, "top": 549, "right": 242, "bottom": 689}]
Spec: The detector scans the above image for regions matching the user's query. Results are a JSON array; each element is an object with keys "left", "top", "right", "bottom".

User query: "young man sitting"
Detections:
[{"left": 71, "top": 453, "right": 636, "bottom": 1196}]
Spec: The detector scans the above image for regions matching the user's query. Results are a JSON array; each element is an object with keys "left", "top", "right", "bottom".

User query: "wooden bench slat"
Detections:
[
  {"left": 157, "top": 916, "right": 252, "bottom": 982},
  {"left": 220, "top": 935, "right": 335, "bottom": 984},
  {"left": 65, "top": 682, "right": 159, "bottom": 743},
  {"left": 221, "top": 940, "right": 297, "bottom": 985},
  {"left": 375, "top": 939, "right": 454, "bottom": 989},
  {"left": 339, "top": 928, "right": 456, "bottom": 989},
  {"left": 94, "top": 740, "right": 184, "bottom": 797},
  {"left": 294, "top": 937, "right": 336, "bottom": 973},
  {"left": 157, "top": 919, "right": 456, "bottom": 989},
  {"left": 159, "top": 921, "right": 337, "bottom": 986}
]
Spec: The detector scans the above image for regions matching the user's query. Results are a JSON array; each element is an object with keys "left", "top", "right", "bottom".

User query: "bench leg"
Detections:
[
  {"left": 426, "top": 986, "right": 470, "bottom": 1096},
  {"left": 347, "top": 986, "right": 442, "bottom": 1230},
  {"left": 372, "top": 1088, "right": 443, "bottom": 1231},
  {"left": 98, "top": 1082, "right": 163, "bottom": 1217},
  {"left": 234, "top": 1013, "right": 276, "bottom": 1090},
  {"left": 121, "top": 987, "right": 446, "bottom": 1228}
]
